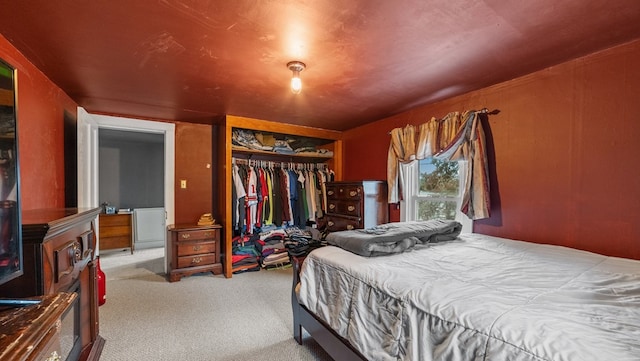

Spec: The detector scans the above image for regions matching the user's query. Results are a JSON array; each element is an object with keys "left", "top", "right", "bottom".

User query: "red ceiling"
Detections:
[{"left": 1, "top": 0, "right": 639, "bottom": 130}]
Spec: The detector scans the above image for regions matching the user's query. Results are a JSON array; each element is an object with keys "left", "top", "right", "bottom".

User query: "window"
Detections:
[{"left": 400, "top": 158, "right": 472, "bottom": 232}]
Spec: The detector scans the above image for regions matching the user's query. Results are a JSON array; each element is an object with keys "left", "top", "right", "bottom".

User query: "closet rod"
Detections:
[{"left": 232, "top": 157, "right": 329, "bottom": 170}]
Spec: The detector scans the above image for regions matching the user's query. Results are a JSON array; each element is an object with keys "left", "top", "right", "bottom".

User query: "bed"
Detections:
[{"left": 290, "top": 223, "right": 640, "bottom": 361}]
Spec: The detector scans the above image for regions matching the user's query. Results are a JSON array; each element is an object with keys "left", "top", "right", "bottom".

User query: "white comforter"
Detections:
[{"left": 297, "top": 233, "right": 640, "bottom": 361}]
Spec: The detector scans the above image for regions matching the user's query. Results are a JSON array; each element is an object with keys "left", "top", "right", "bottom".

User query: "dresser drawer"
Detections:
[
  {"left": 100, "top": 235, "right": 131, "bottom": 250},
  {"left": 177, "top": 241, "right": 217, "bottom": 257},
  {"left": 100, "top": 225, "right": 130, "bottom": 237},
  {"left": 326, "top": 184, "right": 363, "bottom": 200},
  {"left": 99, "top": 214, "right": 131, "bottom": 227},
  {"left": 325, "top": 216, "right": 362, "bottom": 231},
  {"left": 177, "top": 253, "right": 217, "bottom": 268},
  {"left": 326, "top": 200, "right": 361, "bottom": 217},
  {"left": 54, "top": 239, "right": 88, "bottom": 289},
  {"left": 176, "top": 229, "right": 218, "bottom": 242}
]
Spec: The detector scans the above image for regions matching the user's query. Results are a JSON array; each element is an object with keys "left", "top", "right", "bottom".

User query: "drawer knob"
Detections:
[
  {"left": 181, "top": 233, "right": 191, "bottom": 239},
  {"left": 328, "top": 221, "right": 334, "bottom": 227},
  {"left": 327, "top": 190, "right": 334, "bottom": 196},
  {"left": 329, "top": 204, "right": 335, "bottom": 210},
  {"left": 347, "top": 225, "right": 355, "bottom": 230},
  {"left": 73, "top": 242, "right": 82, "bottom": 262},
  {"left": 347, "top": 205, "right": 355, "bottom": 212},
  {"left": 204, "top": 232, "right": 213, "bottom": 237},
  {"left": 191, "top": 257, "right": 202, "bottom": 264},
  {"left": 349, "top": 191, "right": 357, "bottom": 197},
  {"left": 193, "top": 245, "right": 202, "bottom": 251}
]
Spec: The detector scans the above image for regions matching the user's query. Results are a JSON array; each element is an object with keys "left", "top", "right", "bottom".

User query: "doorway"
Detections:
[{"left": 77, "top": 107, "right": 175, "bottom": 272}]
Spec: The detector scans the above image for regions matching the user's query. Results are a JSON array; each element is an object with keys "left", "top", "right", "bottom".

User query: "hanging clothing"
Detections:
[
  {"left": 265, "top": 169, "right": 274, "bottom": 226},
  {"left": 306, "top": 170, "right": 316, "bottom": 221},
  {"left": 279, "top": 168, "right": 291, "bottom": 225},
  {"left": 245, "top": 166, "right": 258, "bottom": 234},
  {"left": 298, "top": 170, "right": 309, "bottom": 223},
  {"left": 231, "top": 163, "right": 246, "bottom": 231},
  {"left": 231, "top": 158, "right": 335, "bottom": 231},
  {"left": 256, "top": 168, "right": 268, "bottom": 228}
]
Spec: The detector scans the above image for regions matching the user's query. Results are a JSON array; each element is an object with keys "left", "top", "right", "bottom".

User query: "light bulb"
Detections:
[
  {"left": 291, "top": 75, "right": 302, "bottom": 94},
  {"left": 287, "top": 61, "right": 306, "bottom": 94}
]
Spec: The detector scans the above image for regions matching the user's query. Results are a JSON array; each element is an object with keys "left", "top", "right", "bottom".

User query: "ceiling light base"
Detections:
[{"left": 287, "top": 61, "right": 306, "bottom": 72}]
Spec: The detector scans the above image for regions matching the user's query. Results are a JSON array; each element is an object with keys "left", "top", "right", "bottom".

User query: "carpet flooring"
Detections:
[{"left": 98, "top": 248, "right": 333, "bottom": 361}]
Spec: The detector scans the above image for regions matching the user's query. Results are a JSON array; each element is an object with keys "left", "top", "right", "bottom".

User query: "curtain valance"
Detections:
[{"left": 387, "top": 110, "right": 490, "bottom": 220}]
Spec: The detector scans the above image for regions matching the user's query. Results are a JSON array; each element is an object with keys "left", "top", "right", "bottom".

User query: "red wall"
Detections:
[
  {"left": 0, "top": 34, "right": 77, "bottom": 210},
  {"left": 343, "top": 39, "right": 640, "bottom": 260}
]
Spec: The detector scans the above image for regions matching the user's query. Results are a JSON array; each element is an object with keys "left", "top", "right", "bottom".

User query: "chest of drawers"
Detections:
[
  {"left": 98, "top": 213, "right": 133, "bottom": 253},
  {"left": 167, "top": 224, "right": 222, "bottom": 282},
  {"left": 324, "top": 181, "right": 388, "bottom": 232}
]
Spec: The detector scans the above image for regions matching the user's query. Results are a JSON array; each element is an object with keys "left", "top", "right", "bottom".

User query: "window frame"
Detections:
[{"left": 399, "top": 158, "right": 473, "bottom": 233}]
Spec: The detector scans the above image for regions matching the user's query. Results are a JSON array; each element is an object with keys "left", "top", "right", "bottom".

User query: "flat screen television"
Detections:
[{"left": 0, "top": 58, "right": 22, "bottom": 290}]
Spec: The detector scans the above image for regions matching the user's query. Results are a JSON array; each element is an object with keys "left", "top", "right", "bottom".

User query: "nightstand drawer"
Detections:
[
  {"left": 176, "top": 229, "right": 218, "bottom": 242},
  {"left": 177, "top": 241, "right": 217, "bottom": 257},
  {"left": 177, "top": 253, "right": 217, "bottom": 268}
]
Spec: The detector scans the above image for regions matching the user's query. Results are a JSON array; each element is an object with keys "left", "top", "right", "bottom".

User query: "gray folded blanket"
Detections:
[{"left": 326, "top": 220, "right": 462, "bottom": 257}]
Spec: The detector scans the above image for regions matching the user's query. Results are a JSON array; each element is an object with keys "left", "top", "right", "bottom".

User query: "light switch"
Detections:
[{"left": 180, "top": 179, "right": 187, "bottom": 189}]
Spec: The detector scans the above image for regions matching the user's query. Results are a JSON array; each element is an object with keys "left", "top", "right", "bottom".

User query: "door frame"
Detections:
[{"left": 77, "top": 107, "right": 175, "bottom": 264}]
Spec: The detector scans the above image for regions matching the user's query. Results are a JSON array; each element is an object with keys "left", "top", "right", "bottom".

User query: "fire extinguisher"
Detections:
[{"left": 96, "top": 256, "right": 107, "bottom": 306}]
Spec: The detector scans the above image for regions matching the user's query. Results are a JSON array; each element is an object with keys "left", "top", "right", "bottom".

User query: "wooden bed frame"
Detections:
[{"left": 290, "top": 255, "right": 367, "bottom": 360}]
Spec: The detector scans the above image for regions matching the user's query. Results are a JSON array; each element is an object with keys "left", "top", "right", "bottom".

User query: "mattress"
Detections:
[{"left": 297, "top": 233, "right": 640, "bottom": 361}]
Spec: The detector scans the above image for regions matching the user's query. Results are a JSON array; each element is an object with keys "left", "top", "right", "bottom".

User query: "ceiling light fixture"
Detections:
[{"left": 287, "top": 61, "right": 306, "bottom": 94}]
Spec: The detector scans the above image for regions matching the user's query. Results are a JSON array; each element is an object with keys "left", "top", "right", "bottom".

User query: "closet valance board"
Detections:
[
  {"left": 217, "top": 115, "right": 343, "bottom": 278},
  {"left": 232, "top": 147, "right": 334, "bottom": 163}
]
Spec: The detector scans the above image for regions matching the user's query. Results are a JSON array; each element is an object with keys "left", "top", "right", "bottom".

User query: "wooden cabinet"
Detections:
[
  {"left": 324, "top": 181, "right": 388, "bottom": 232},
  {"left": 167, "top": 224, "right": 222, "bottom": 282},
  {"left": 98, "top": 213, "right": 133, "bottom": 253},
  {"left": 217, "top": 115, "right": 343, "bottom": 278},
  {"left": 0, "top": 207, "right": 104, "bottom": 361},
  {"left": 0, "top": 293, "right": 77, "bottom": 361}
]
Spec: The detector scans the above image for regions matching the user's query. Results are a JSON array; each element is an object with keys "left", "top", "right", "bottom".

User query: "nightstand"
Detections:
[{"left": 166, "top": 224, "right": 222, "bottom": 282}]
